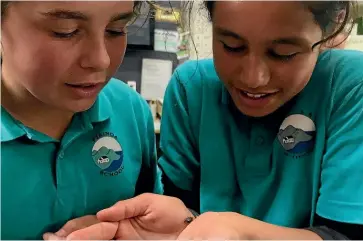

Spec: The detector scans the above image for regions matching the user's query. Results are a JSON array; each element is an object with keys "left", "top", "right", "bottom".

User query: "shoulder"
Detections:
[
  {"left": 102, "top": 77, "right": 149, "bottom": 109},
  {"left": 306, "top": 49, "right": 363, "bottom": 113},
  {"left": 168, "top": 59, "right": 223, "bottom": 104},
  {"left": 317, "top": 49, "right": 363, "bottom": 68},
  {"left": 102, "top": 78, "right": 145, "bottom": 103},
  {"left": 172, "top": 58, "right": 220, "bottom": 88},
  {"left": 100, "top": 78, "right": 151, "bottom": 120},
  {"left": 314, "top": 49, "right": 363, "bottom": 90},
  {"left": 164, "top": 59, "right": 226, "bottom": 127},
  {"left": 165, "top": 59, "right": 224, "bottom": 106}
]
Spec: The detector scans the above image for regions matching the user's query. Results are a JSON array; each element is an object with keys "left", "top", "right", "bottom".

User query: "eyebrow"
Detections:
[
  {"left": 272, "top": 37, "right": 311, "bottom": 48},
  {"left": 110, "top": 12, "right": 135, "bottom": 22},
  {"left": 215, "top": 27, "right": 244, "bottom": 41},
  {"left": 40, "top": 10, "right": 134, "bottom": 22},
  {"left": 215, "top": 27, "right": 311, "bottom": 47}
]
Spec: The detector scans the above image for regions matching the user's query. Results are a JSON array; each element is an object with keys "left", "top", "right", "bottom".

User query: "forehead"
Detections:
[
  {"left": 212, "top": 1, "right": 321, "bottom": 42},
  {"left": 12, "top": 1, "right": 134, "bottom": 20}
]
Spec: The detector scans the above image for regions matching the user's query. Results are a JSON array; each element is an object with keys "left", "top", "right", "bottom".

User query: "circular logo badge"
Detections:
[
  {"left": 278, "top": 114, "right": 316, "bottom": 154},
  {"left": 92, "top": 136, "right": 124, "bottom": 173}
]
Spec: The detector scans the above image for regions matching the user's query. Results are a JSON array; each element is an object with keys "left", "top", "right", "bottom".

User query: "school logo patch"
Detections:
[
  {"left": 92, "top": 132, "right": 124, "bottom": 176},
  {"left": 278, "top": 114, "right": 316, "bottom": 157}
]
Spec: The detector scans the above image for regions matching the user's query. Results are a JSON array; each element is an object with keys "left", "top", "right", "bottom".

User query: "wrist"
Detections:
[
  {"left": 188, "top": 208, "right": 199, "bottom": 218},
  {"left": 223, "top": 212, "right": 258, "bottom": 239},
  {"left": 184, "top": 208, "right": 199, "bottom": 225}
]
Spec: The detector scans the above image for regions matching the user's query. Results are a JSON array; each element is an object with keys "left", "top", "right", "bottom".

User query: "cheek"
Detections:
[
  {"left": 3, "top": 28, "right": 72, "bottom": 86},
  {"left": 106, "top": 38, "right": 127, "bottom": 76},
  {"left": 272, "top": 54, "right": 318, "bottom": 92},
  {"left": 19, "top": 44, "right": 71, "bottom": 88},
  {"left": 212, "top": 42, "right": 237, "bottom": 86}
]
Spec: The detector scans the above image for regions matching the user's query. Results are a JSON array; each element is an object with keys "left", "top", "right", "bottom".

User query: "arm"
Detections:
[
  {"left": 313, "top": 52, "right": 363, "bottom": 239},
  {"left": 176, "top": 52, "right": 363, "bottom": 240},
  {"left": 312, "top": 215, "right": 362, "bottom": 240},
  {"left": 227, "top": 212, "right": 322, "bottom": 240},
  {"left": 189, "top": 211, "right": 359, "bottom": 240},
  {"left": 236, "top": 215, "right": 358, "bottom": 240},
  {"left": 233, "top": 55, "right": 363, "bottom": 240},
  {"left": 313, "top": 84, "right": 363, "bottom": 239}
]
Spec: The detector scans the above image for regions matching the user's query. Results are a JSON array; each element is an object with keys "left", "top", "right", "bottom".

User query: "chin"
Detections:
[
  {"left": 63, "top": 99, "right": 97, "bottom": 114},
  {"left": 236, "top": 105, "right": 278, "bottom": 118}
]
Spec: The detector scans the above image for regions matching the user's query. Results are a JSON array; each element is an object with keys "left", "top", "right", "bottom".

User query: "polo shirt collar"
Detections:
[
  {"left": 221, "top": 85, "right": 231, "bottom": 105},
  {"left": 1, "top": 92, "right": 110, "bottom": 142},
  {"left": 1, "top": 107, "right": 27, "bottom": 142},
  {"left": 85, "top": 91, "right": 111, "bottom": 123}
]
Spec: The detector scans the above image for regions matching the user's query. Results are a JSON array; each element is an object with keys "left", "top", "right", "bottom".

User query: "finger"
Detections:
[
  {"left": 43, "top": 233, "right": 65, "bottom": 240},
  {"left": 55, "top": 216, "right": 98, "bottom": 237},
  {"left": 97, "top": 193, "right": 155, "bottom": 222},
  {"left": 66, "top": 222, "right": 118, "bottom": 240},
  {"left": 114, "top": 219, "right": 142, "bottom": 240}
]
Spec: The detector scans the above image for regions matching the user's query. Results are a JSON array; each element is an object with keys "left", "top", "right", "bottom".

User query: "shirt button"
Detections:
[
  {"left": 58, "top": 151, "right": 65, "bottom": 159},
  {"left": 256, "top": 136, "right": 264, "bottom": 145}
]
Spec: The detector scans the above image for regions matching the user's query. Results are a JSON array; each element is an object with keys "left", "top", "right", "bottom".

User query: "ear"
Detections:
[{"left": 336, "top": 9, "right": 346, "bottom": 24}]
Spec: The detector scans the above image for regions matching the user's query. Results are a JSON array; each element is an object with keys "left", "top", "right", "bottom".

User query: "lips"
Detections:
[
  {"left": 66, "top": 83, "right": 101, "bottom": 88},
  {"left": 65, "top": 82, "right": 105, "bottom": 98},
  {"left": 240, "top": 90, "right": 279, "bottom": 100}
]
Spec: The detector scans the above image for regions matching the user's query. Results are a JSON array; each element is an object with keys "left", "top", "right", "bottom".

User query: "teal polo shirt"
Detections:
[
  {"left": 159, "top": 49, "right": 363, "bottom": 227},
  {"left": 1, "top": 78, "right": 162, "bottom": 240}
]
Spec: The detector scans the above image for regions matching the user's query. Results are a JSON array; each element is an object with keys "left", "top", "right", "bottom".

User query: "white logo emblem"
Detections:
[
  {"left": 92, "top": 134, "right": 124, "bottom": 176},
  {"left": 278, "top": 114, "right": 316, "bottom": 154}
]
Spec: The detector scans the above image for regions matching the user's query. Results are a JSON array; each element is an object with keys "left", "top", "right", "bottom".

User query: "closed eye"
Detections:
[
  {"left": 106, "top": 29, "right": 126, "bottom": 37},
  {"left": 221, "top": 42, "right": 246, "bottom": 53},
  {"left": 52, "top": 29, "right": 79, "bottom": 38},
  {"left": 268, "top": 51, "right": 298, "bottom": 61},
  {"left": 52, "top": 29, "right": 127, "bottom": 39}
]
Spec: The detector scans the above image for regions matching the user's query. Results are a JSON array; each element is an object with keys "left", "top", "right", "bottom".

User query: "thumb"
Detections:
[
  {"left": 43, "top": 233, "right": 65, "bottom": 240},
  {"left": 97, "top": 193, "right": 153, "bottom": 222},
  {"left": 66, "top": 222, "right": 118, "bottom": 240}
]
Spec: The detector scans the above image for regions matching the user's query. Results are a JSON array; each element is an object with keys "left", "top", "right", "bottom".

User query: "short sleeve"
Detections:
[
  {"left": 158, "top": 69, "right": 200, "bottom": 191},
  {"left": 316, "top": 52, "right": 363, "bottom": 224}
]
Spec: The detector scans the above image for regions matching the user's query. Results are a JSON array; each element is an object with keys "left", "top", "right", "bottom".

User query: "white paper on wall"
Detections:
[{"left": 140, "top": 58, "right": 173, "bottom": 100}]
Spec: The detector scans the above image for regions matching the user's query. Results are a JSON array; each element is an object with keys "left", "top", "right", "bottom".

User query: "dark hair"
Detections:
[
  {"left": 1, "top": 1, "right": 145, "bottom": 19},
  {"left": 1, "top": 1, "right": 10, "bottom": 17},
  {"left": 204, "top": 1, "right": 358, "bottom": 49},
  {"left": 0, "top": 1, "right": 146, "bottom": 63}
]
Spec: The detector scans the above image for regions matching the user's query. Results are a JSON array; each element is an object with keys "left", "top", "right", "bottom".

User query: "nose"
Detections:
[
  {"left": 240, "top": 54, "right": 270, "bottom": 89},
  {"left": 80, "top": 35, "right": 110, "bottom": 71}
]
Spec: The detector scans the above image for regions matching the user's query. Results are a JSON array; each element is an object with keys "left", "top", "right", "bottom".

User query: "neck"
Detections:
[{"left": 1, "top": 79, "right": 74, "bottom": 140}]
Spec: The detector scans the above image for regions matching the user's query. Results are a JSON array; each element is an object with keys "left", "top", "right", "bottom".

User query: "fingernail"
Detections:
[
  {"left": 96, "top": 210, "right": 105, "bottom": 218},
  {"left": 66, "top": 234, "right": 77, "bottom": 240},
  {"left": 43, "top": 233, "right": 64, "bottom": 240},
  {"left": 55, "top": 229, "right": 66, "bottom": 237},
  {"left": 43, "top": 233, "right": 52, "bottom": 240}
]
